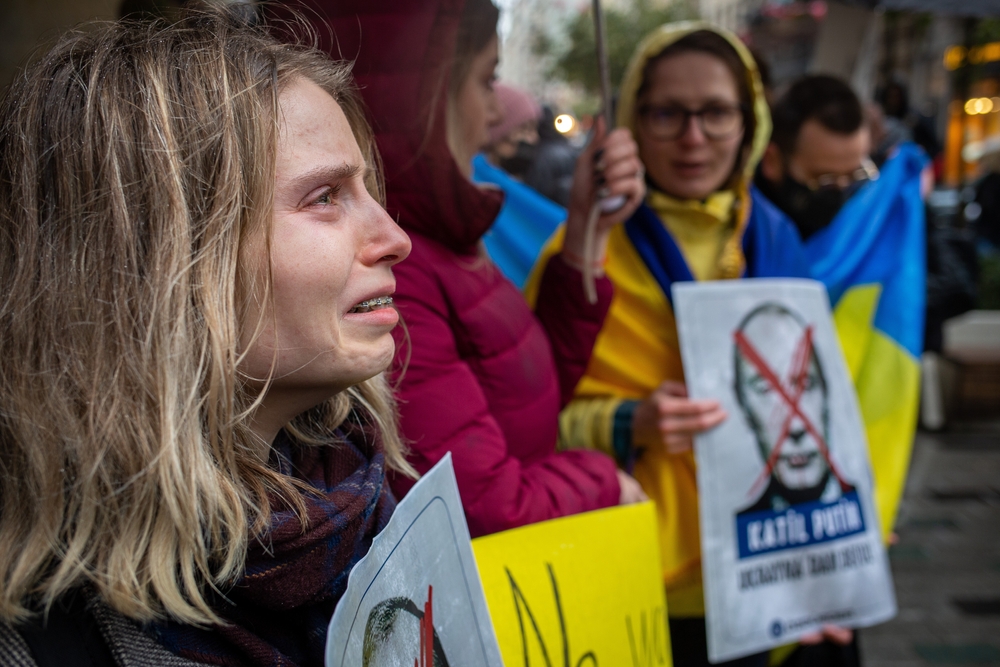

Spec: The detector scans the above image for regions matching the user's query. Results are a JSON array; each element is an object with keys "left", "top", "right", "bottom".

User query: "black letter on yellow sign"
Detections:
[{"left": 506, "top": 564, "right": 597, "bottom": 666}]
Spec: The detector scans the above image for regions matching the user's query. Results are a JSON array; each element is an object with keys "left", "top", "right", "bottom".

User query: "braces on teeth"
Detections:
[{"left": 350, "top": 296, "right": 393, "bottom": 313}]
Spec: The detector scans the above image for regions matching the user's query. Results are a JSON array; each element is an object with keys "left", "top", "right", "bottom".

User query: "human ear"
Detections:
[{"left": 760, "top": 143, "right": 784, "bottom": 183}]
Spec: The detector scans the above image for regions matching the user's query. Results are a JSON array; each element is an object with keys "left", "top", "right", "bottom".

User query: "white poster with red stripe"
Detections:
[
  {"left": 673, "top": 279, "right": 896, "bottom": 663},
  {"left": 325, "top": 453, "right": 503, "bottom": 667}
]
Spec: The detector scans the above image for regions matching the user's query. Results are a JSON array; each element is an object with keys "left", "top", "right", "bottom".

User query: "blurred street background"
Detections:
[
  {"left": 2, "top": 0, "right": 999, "bottom": 664},
  {"left": 864, "top": 419, "right": 1000, "bottom": 667}
]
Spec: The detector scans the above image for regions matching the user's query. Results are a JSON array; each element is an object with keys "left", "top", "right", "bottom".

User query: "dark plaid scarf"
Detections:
[{"left": 150, "top": 421, "right": 396, "bottom": 667}]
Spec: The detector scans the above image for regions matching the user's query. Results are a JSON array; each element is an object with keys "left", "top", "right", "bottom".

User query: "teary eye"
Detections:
[{"left": 311, "top": 184, "right": 342, "bottom": 206}]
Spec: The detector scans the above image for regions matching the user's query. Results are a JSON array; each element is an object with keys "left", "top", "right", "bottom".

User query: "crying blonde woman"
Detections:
[{"left": 0, "top": 9, "right": 413, "bottom": 667}]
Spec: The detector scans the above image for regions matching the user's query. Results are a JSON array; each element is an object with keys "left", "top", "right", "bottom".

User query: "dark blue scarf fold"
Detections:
[{"left": 151, "top": 422, "right": 396, "bottom": 667}]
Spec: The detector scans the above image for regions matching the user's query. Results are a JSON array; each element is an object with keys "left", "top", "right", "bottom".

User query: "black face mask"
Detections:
[
  {"left": 757, "top": 174, "right": 849, "bottom": 241},
  {"left": 498, "top": 140, "right": 537, "bottom": 179}
]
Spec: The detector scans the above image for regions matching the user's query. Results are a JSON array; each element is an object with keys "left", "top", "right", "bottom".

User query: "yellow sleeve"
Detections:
[
  {"left": 558, "top": 396, "right": 624, "bottom": 459},
  {"left": 523, "top": 225, "right": 566, "bottom": 309}
]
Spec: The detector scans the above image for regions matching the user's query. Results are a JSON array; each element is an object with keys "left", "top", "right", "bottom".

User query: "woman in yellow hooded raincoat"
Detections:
[{"left": 527, "top": 21, "right": 855, "bottom": 667}]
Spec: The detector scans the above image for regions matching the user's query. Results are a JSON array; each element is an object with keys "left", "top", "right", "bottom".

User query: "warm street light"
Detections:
[
  {"left": 554, "top": 113, "right": 576, "bottom": 134},
  {"left": 944, "top": 45, "right": 966, "bottom": 71},
  {"left": 945, "top": 42, "right": 1000, "bottom": 70},
  {"left": 965, "top": 97, "right": 996, "bottom": 115}
]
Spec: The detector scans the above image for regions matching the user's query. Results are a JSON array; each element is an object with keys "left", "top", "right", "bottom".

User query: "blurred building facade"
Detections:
[
  {"left": 6, "top": 0, "right": 1000, "bottom": 189},
  {"left": 497, "top": 0, "right": 582, "bottom": 103},
  {"left": 697, "top": 0, "right": 764, "bottom": 32}
]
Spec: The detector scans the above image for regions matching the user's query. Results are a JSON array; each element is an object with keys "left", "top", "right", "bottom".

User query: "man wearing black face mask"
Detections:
[{"left": 755, "top": 75, "right": 878, "bottom": 240}]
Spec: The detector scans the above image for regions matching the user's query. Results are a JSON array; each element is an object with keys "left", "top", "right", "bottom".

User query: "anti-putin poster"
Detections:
[{"left": 674, "top": 279, "right": 896, "bottom": 663}]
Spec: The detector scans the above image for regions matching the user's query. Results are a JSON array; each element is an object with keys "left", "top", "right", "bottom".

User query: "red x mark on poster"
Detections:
[{"left": 734, "top": 325, "right": 849, "bottom": 498}]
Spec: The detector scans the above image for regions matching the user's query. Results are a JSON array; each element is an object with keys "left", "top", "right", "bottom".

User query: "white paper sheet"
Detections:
[
  {"left": 673, "top": 279, "right": 896, "bottom": 663},
  {"left": 325, "top": 453, "right": 503, "bottom": 667}
]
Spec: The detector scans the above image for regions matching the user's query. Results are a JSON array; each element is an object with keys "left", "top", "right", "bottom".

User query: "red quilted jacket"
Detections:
[{"left": 305, "top": 0, "right": 620, "bottom": 536}]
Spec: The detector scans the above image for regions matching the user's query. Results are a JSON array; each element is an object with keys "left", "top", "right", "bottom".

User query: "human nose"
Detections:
[
  {"left": 786, "top": 425, "right": 807, "bottom": 445},
  {"left": 363, "top": 203, "right": 411, "bottom": 267},
  {"left": 676, "top": 113, "right": 707, "bottom": 145}
]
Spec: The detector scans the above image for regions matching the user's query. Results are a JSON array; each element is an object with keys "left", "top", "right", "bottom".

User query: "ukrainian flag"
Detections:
[
  {"left": 471, "top": 154, "right": 564, "bottom": 289},
  {"left": 806, "top": 141, "right": 928, "bottom": 539}
]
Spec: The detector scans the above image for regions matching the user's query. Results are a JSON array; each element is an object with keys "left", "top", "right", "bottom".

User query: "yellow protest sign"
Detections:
[{"left": 471, "top": 502, "right": 671, "bottom": 667}]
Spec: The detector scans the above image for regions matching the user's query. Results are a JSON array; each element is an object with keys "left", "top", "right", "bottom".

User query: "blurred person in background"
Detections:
[
  {"left": 0, "top": 10, "right": 414, "bottom": 666},
  {"left": 919, "top": 132, "right": 979, "bottom": 356},
  {"left": 473, "top": 84, "right": 567, "bottom": 288},
  {"left": 867, "top": 101, "right": 913, "bottom": 168},
  {"left": 524, "top": 106, "right": 583, "bottom": 206},
  {"left": 877, "top": 79, "right": 941, "bottom": 165},
  {"left": 971, "top": 145, "right": 1000, "bottom": 313},
  {"left": 484, "top": 82, "right": 541, "bottom": 179},
  {"left": 308, "top": 0, "right": 648, "bottom": 538},
  {"left": 529, "top": 21, "right": 854, "bottom": 667},
  {"left": 755, "top": 75, "right": 877, "bottom": 241},
  {"left": 974, "top": 144, "right": 1000, "bottom": 252}
]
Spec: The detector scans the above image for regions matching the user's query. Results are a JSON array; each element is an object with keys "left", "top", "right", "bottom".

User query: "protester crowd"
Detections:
[{"left": 0, "top": 1, "right": 938, "bottom": 666}]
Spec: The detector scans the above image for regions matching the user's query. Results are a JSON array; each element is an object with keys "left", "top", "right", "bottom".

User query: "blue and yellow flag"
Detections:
[
  {"left": 475, "top": 139, "right": 926, "bottom": 544},
  {"left": 471, "top": 154, "right": 564, "bottom": 288},
  {"left": 805, "top": 142, "right": 928, "bottom": 539}
]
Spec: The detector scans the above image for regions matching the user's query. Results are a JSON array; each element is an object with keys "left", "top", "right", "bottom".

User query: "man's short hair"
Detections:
[{"left": 770, "top": 75, "right": 864, "bottom": 155}]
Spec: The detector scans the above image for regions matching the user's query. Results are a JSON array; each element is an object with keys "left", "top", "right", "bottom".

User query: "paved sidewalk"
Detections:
[{"left": 862, "top": 421, "right": 1000, "bottom": 666}]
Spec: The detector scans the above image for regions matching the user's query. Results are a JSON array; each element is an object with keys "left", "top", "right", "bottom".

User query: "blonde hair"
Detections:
[{"left": 0, "top": 9, "right": 410, "bottom": 626}]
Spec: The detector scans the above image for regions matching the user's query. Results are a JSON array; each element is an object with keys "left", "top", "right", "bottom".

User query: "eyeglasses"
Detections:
[
  {"left": 802, "top": 157, "right": 880, "bottom": 192},
  {"left": 637, "top": 103, "right": 745, "bottom": 140}
]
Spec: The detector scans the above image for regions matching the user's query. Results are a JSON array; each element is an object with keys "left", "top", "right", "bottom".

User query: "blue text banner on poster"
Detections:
[{"left": 736, "top": 490, "right": 866, "bottom": 559}]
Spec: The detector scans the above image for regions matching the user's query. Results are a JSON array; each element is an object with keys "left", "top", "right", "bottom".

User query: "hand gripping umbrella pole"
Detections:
[{"left": 582, "top": 0, "right": 626, "bottom": 303}]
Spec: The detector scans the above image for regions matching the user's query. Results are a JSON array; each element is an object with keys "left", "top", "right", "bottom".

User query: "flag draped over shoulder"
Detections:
[
  {"left": 805, "top": 141, "right": 928, "bottom": 538},
  {"left": 471, "top": 154, "right": 565, "bottom": 288}
]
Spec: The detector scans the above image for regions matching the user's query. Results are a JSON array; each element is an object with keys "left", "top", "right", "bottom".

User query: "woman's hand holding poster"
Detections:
[{"left": 673, "top": 279, "right": 896, "bottom": 663}]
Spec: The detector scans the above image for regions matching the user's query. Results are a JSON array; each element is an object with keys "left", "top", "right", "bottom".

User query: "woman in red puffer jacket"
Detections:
[{"left": 307, "top": 0, "right": 647, "bottom": 536}]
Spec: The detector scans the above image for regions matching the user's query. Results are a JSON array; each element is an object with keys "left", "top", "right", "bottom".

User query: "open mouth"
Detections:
[
  {"left": 349, "top": 296, "right": 394, "bottom": 313},
  {"left": 782, "top": 453, "right": 817, "bottom": 469}
]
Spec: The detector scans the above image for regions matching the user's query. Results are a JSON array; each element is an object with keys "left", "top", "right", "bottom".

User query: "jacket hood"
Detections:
[
  {"left": 304, "top": 0, "right": 502, "bottom": 252},
  {"left": 616, "top": 21, "right": 772, "bottom": 185}
]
